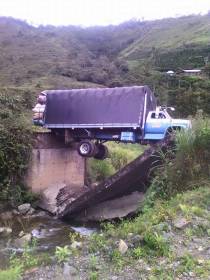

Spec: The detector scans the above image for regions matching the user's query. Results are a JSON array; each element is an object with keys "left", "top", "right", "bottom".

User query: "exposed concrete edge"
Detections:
[
  {"left": 74, "top": 191, "right": 145, "bottom": 221},
  {"left": 32, "top": 132, "right": 75, "bottom": 149}
]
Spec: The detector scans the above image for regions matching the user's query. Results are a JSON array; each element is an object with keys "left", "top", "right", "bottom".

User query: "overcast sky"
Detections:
[{"left": 0, "top": 0, "right": 209, "bottom": 26}]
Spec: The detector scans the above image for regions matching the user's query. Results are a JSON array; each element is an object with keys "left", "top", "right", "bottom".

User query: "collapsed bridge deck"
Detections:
[{"left": 55, "top": 137, "right": 173, "bottom": 218}]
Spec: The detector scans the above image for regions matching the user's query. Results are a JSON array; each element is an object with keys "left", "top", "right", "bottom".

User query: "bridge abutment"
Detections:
[{"left": 25, "top": 132, "right": 86, "bottom": 213}]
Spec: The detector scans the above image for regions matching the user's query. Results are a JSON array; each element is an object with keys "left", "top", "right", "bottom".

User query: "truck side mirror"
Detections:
[{"left": 169, "top": 107, "right": 175, "bottom": 111}]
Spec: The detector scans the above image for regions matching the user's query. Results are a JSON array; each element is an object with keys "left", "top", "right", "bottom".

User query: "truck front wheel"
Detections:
[{"left": 77, "top": 141, "right": 96, "bottom": 157}]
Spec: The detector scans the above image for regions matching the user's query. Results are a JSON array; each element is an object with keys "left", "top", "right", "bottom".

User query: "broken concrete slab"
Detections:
[
  {"left": 57, "top": 138, "right": 174, "bottom": 218},
  {"left": 39, "top": 183, "right": 87, "bottom": 215},
  {"left": 74, "top": 192, "right": 144, "bottom": 221}
]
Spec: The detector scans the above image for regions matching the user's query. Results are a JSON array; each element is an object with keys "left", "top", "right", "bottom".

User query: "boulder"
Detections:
[
  {"left": 173, "top": 218, "right": 191, "bottom": 229},
  {"left": 18, "top": 203, "right": 31, "bottom": 215},
  {"left": 15, "top": 233, "right": 32, "bottom": 247},
  {"left": 118, "top": 239, "right": 128, "bottom": 254},
  {"left": 0, "top": 227, "right": 12, "bottom": 236},
  {"left": 27, "top": 207, "right": 36, "bottom": 215}
]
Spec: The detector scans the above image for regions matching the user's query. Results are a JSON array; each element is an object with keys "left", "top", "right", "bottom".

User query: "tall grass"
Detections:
[
  {"left": 87, "top": 143, "right": 143, "bottom": 183},
  {"left": 146, "top": 117, "right": 210, "bottom": 202}
]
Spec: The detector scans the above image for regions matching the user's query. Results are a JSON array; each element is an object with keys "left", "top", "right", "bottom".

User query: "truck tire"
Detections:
[
  {"left": 78, "top": 141, "right": 96, "bottom": 157},
  {"left": 94, "top": 144, "right": 108, "bottom": 160}
]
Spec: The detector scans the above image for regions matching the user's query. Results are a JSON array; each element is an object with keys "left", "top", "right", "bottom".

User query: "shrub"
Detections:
[
  {"left": 0, "top": 88, "right": 32, "bottom": 203},
  {"left": 145, "top": 117, "right": 210, "bottom": 202}
]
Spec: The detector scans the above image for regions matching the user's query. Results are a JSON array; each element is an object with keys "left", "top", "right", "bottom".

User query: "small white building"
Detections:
[
  {"left": 183, "top": 69, "right": 201, "bottom": 76},
  {"left": 166, "top": 70, "right": 175, "bottom": 76}
]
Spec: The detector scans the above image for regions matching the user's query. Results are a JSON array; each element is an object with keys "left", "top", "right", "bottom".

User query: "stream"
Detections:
[{"left": 0, "top": 210, "right": 98, "bottom": 270}]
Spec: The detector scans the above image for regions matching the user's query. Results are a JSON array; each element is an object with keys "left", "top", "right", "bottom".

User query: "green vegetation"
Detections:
[
  {"left": 87, "top": 143, "right": 143, "bottom": 183},
  {"left": 0, "top": 239, "right": 42, "bottom": 280},
  {"left": 145, "top": 117, "right": 210, "bottom": 205},
  {"left": 83, "top": 184, "right": 210, "bottom": 279},
  {"left": 0, "top": 88, "right": 34, "bottom": 204},
  {"left": 55, "top": 245, "right": 71, "bottom": 263},
  {"left": 0, "top": 266, "right": 22, "bottom": 280}
]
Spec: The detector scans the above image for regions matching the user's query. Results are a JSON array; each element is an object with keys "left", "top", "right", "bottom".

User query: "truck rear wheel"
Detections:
[
  {"left": 78, "top": 141, "right": 96, "bottom": 157},
  {"left": 94, "top": 144, "right": 108, "bottom": 160}
]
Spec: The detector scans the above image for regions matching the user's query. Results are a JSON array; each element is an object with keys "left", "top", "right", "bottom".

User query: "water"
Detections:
[{"left": 0, "top": 210, "right": 98, "bottom": 269}]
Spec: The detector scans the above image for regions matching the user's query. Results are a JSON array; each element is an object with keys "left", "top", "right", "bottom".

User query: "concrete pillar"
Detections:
[{"left": 25, "top": 132, "right": 86, "bottom": 214}]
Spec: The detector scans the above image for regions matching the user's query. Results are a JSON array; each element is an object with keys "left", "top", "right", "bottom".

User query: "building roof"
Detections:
[{"left": 183, "top": 69, "right": 201, "bottom": 73}]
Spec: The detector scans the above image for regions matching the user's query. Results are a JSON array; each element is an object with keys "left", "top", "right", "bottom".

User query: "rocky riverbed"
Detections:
[
  {"left": 0, "top": 203, "right": 98, "bottom": 271},
  {"left": 1, "top": 187, "right": 210, "bottom": 280}
]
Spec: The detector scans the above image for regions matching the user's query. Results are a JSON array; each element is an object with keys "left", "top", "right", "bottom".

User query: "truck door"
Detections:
[{"left": 144, "top": 111, "right": 171, "bottom": 140}]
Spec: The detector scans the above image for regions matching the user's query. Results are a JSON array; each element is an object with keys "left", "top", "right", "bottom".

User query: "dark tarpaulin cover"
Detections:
[{"left": 44, "top": 86, "right": 156, "bottom": 128}]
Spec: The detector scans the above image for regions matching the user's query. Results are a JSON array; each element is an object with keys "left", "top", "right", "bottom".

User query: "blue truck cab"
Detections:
[{"left": 144, "top": 106, "right": 191, "bottom": 141}]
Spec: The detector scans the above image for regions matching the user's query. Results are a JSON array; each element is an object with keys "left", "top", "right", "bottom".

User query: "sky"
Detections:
[{"left": 0, "top": 0, "right": 209, "bottom": 27}]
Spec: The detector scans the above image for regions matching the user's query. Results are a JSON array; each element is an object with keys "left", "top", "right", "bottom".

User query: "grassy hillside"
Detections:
[
  {"left": 0, "top": 15, "right": 209, "bottom": 90},
  {"left": 0, "top": 17, "right": 144, "bottom": 89},
  {"left": 121, "top": 15, "right": 210, "bottom": 64}
]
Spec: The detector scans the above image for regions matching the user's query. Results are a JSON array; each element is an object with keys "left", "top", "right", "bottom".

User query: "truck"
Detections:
[{"left": 33, "top": 86, "right": 191, "bottom": 159}]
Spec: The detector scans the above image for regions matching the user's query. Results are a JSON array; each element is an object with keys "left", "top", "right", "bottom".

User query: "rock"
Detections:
[
  {"left": 0, "top": 227, "right": 12, "bottom": 235},
  {"left": 162, "top": 231, "right": 174, "bottom": 240},
  {"left": 198, "top": 259, "right": 204, "bottom": 264},
  {"left": 111, "top": 277, "right": 118, "bottom": 280},
  {"left": 118, "top": 239, "right": 128, "bottom": 254},
  {"left": 70, "top": 241, "right": 82, "bottom": 249},
  {"left": 146, "top": 266, "right": 151, "bottom": 271},
  {"left": 63, "top": 263, "right": 78, "bottom": 278},
  {"left": 0, "top": 211, "right": 13, "bottom": 220},
  {"left": 18, "top": 230, "right": 24, "bottom": 237},
  {"left": 131, "top": 234, "right": 143, "bottom": 244},
  {"left": 12, "top": 209, "right": 20, "bottom": 215},
  {"left": 27, "top": 207, "right": 36, "bottom": 215},
  {"left": 18, "top": 203, "right": 31, "bottom": 215},
  {"left": 173, "top": 218, "right": 191, "bottom": 229},
  {"left": 153, "top": 222, "right": 170, "bottom": 232},
  {"left": 15, "top": 233, "right": 32, "bottom": 247}
]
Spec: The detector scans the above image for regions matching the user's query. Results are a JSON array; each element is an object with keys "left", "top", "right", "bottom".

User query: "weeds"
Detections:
[
  {"left": 89, "top": 271, "right": 99, "bottom": 280},
  {"left": 89, "top": 233, "right": 108, "bottom": 253},
  {"left": 0, "top": 266, "right": 22, "bottom": 280},
  {"left": 55, "top": 245, "right": 71, "bottom": 263},
  {"left": 0, "top": 238, "right": 39, "bottom": 280},
  {"left": 143, "top": 232, "right": 170, "bottom": 256},
  {"left": 132, "top": 247, "right": 145, "bottom": 259},
  {"left": 109, "top": 249, "right": 125, "bottom": 270},
  {"left": 145, "top": 117, "right": 210, "bottom": 203}
]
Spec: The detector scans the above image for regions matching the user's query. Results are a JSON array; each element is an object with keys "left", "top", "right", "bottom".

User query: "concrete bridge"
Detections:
[{"left": 25, "top": 132, "right": 173, "bottom": 220}]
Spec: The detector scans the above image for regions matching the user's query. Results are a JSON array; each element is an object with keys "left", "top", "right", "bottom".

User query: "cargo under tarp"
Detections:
[{"left": 44, "top": 86, "right": 156, "bottom": 128}]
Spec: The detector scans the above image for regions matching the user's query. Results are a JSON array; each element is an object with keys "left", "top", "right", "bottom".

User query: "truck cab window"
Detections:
[{"left": 151, "top": 112, "right": 166, "bottom": 119}]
